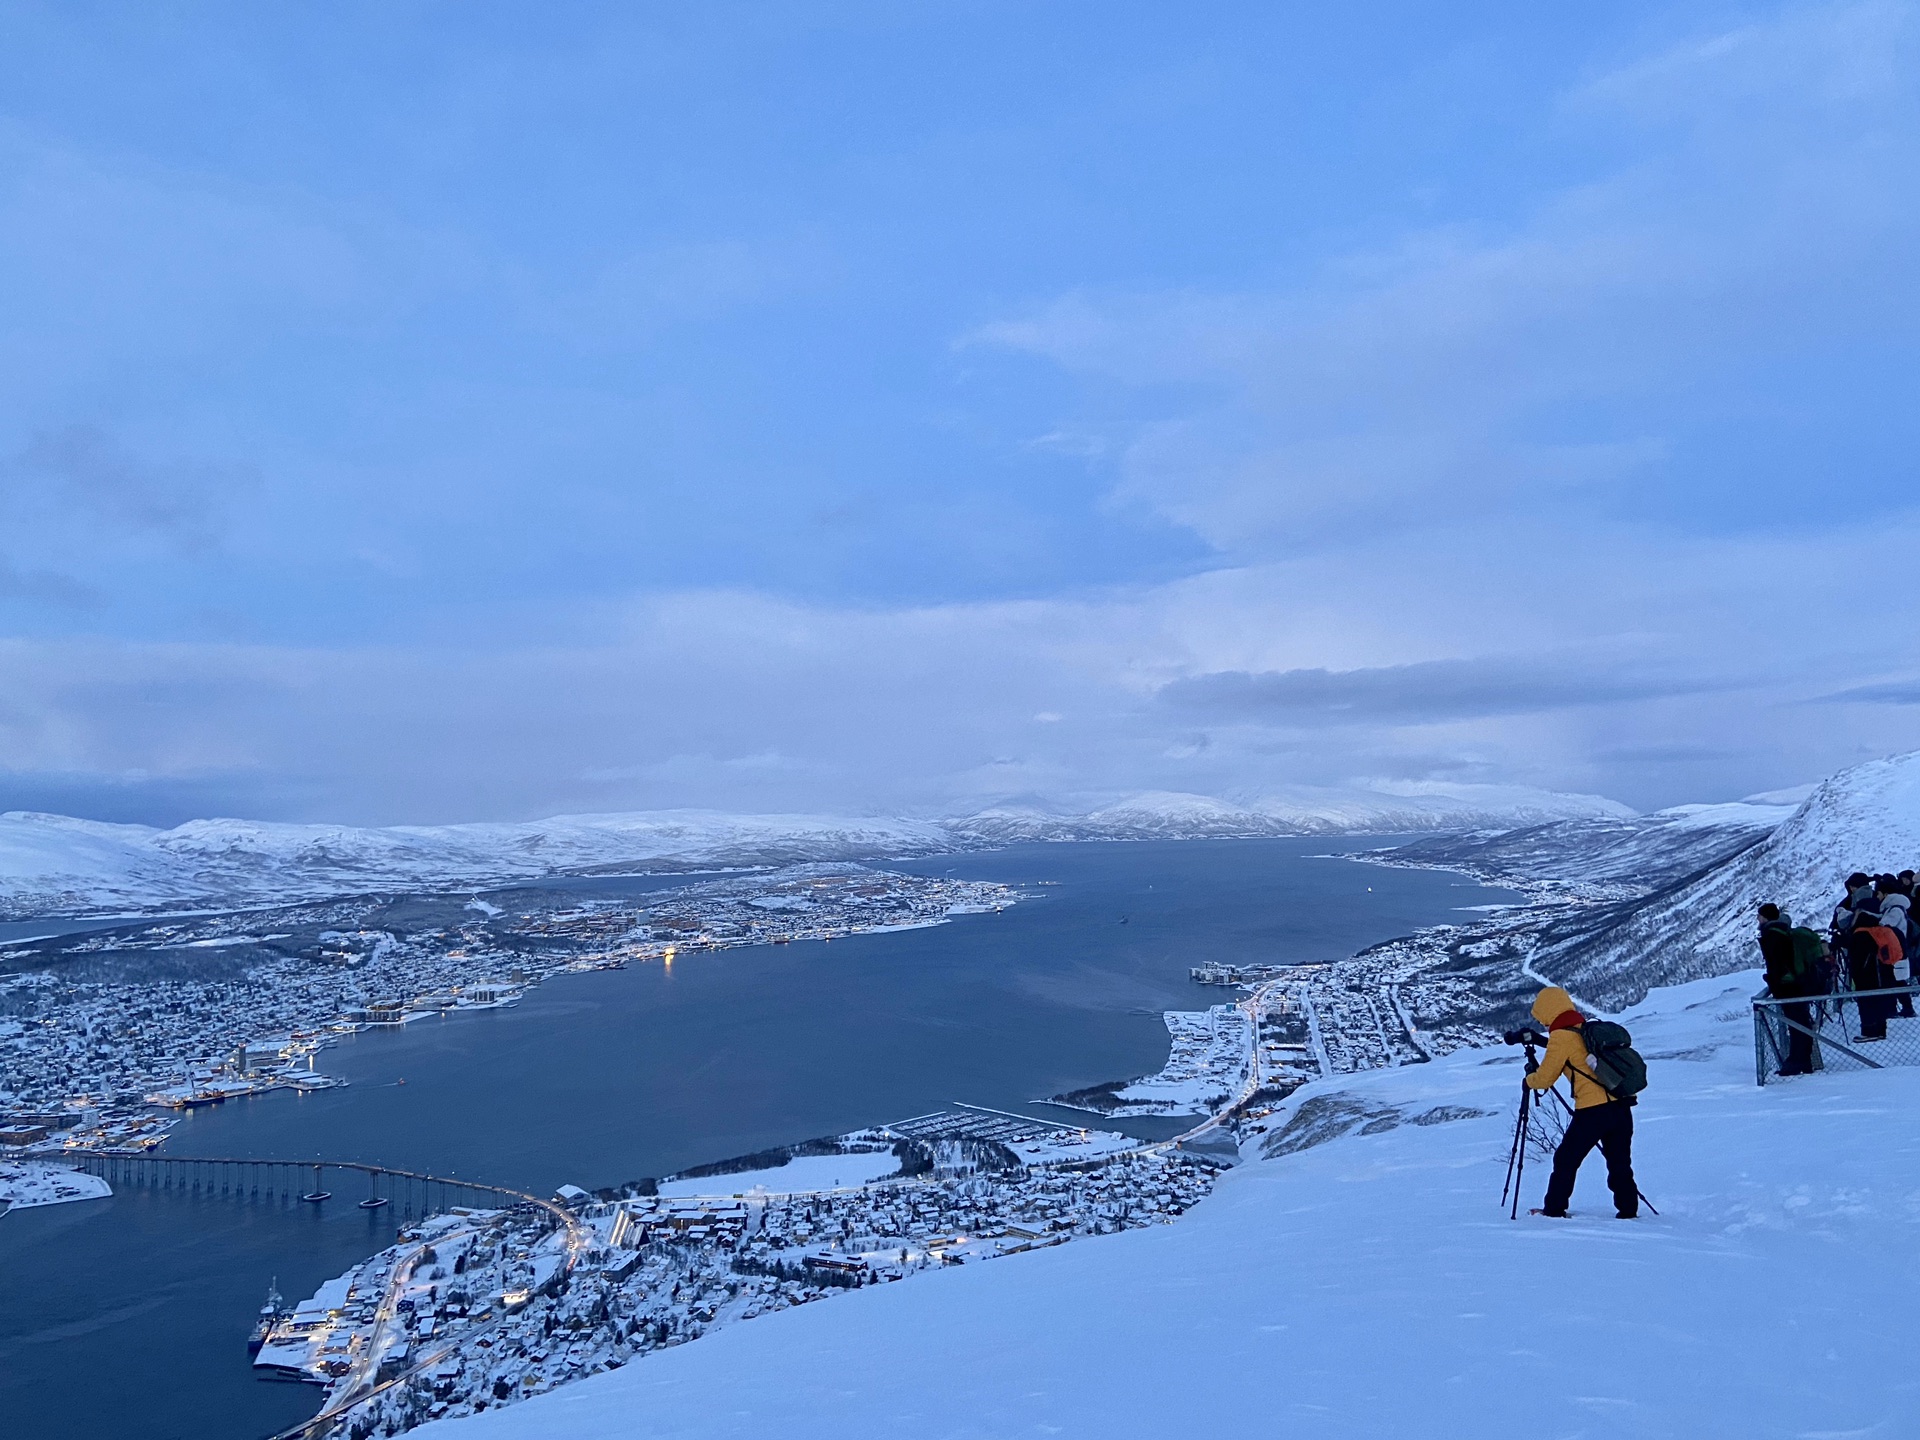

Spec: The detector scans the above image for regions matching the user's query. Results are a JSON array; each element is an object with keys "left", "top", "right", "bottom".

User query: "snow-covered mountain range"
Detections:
[
  {"left": 0, "top": 782, "right": 1628, "bottom": 918},
  {"left": 947, "top": 782, "right": 1630, "bottom": 844},
  {"left": 1531, "top": 752, "right": 1920, "bottom": 1008},
  {"left": 7, "top": 749, "right": 1909, "bottom": 954},
  {"left": 0, "top": 810, "right": 956, "bottom": 918}
]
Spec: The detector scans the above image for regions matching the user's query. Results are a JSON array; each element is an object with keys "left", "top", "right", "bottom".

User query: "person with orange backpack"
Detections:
[
  {"left": 1846, "top": 919, "right": 1904, "bottom": 1041},
  {"left": 1874, "top": 876, "right": 1917, "bottom": 1018}
]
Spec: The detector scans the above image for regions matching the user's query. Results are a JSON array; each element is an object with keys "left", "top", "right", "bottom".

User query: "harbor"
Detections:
[{"left": 219, "top": 1101, "right": 1217, "bottom": 1437}]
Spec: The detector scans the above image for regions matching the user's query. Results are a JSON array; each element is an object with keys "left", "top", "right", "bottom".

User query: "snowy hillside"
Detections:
[
  {"left": 0, "top": 781, "right": 1630, "bottom": 918},
  {"left": 1537, "top": 752, "right": 1920, "bottom": 1008},
  {"left": 416, "top": 970, "right": 1920, "bottom": 1440},
  {"left": 1377, "top": 796, "right": 1795, "bottom": 900}
]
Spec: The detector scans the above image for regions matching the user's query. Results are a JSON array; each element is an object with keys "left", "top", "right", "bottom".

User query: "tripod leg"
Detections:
[
  {"left": 1509, "top": 1084, "right": 1531, "bottom": 1220},
  {"left": 1500, "top": 1082, "right": 1528, "bottom": 1209}
]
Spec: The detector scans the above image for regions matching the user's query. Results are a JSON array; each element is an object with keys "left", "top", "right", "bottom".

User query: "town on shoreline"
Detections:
[{"left": 0, "top": 864, "right": 1015, "bottom": 1156}]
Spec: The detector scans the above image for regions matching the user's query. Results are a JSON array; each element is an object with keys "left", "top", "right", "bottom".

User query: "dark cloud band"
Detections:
[{"left": 1159, "top": 658, "right": 1710, "bottom": 726}]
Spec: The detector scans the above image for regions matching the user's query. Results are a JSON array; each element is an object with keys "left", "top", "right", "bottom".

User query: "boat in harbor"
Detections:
[{"left": 247, "top": 1280, "right": 286, "bottom": 1356}]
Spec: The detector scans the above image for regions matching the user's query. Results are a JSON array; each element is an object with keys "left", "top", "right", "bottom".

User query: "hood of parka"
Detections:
[{"left": 1531, "top": 985, "right": 1581, "bottom": 1030}]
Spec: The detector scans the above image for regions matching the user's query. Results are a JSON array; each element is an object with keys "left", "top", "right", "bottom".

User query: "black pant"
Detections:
[
  {"left": 1780, "top": 1000, "right": 1815, "bottom": 1073},
  {"left": 1859, "top": 963, "right": 1896, "bottom": 1038},
  {"left": 1543, "top": 1101, "right": 1636, "bottom": 1217}
]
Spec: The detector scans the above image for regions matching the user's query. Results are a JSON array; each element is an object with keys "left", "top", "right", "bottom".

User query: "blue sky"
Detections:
[{"left": 1, "top": 2, "right": 1916, "bottom": 824}]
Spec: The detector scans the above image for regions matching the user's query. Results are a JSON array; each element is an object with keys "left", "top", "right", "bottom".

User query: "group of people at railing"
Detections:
[{"left": 1757, "top": 871, "right": 1919, "bottom": 1076}]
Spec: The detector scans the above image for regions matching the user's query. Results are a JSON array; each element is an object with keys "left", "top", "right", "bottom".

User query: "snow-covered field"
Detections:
[
  {"left": 0, "top": 1161, "right": 111, "bottom": 1211},
  {"left": 656, "top": 1152, "right": 902, "bottom": 1197},
  {"left": 1099, "top": 1006, "right": 1251, "bottom": 1116},
  {"left": 417, "top": 969, "right": 1920, "bottom": 1439}
]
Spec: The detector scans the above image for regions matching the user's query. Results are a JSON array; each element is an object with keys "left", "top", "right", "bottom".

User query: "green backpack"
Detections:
[
  {"left": 1789, "top": 927, "right": 1833, "bottom": 991},
  {"left": 1580, "top": 1020, "right": 1648, "bottom": 1101}
]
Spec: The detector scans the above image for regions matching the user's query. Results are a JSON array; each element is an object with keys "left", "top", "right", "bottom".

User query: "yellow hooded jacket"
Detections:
[{"left": 1523, "top": 986, "right": 1613, "bottom": 1109}]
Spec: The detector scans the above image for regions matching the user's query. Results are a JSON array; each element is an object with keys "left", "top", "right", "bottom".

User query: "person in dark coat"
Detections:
[
  {"left": 1758, "top": 903, "right": 1817, "bottom": 1075},
  {"left": 1847, "top": 924, "right": 1900, "bottom": 1041},
  {"left": 1876, "top": 877, "right": 1917, "bottom": 1018},
  {"left": 1832, "top": 872, "right": 1876, "bottom": 940}
]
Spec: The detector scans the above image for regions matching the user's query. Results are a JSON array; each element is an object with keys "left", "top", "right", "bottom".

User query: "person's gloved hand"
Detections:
[{"left": 1523, "top": 1058, "right": 1539, "bottom": 1076}]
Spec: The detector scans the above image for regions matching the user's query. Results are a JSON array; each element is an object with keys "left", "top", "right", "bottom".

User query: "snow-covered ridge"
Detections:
[
  {"left": 1375, "top": 795, "right": 1793, "bottom": 902},
  {"left": 0, "top": 809, "right": 956, "bottom": 918},
  {"left": 1536, "top": 751, "right": 1920, "bottom": 1007},
  {"left": 0, "top": 781, "right": 1629, "bottom": 918},
  {"left": 950, "top": 782, "right": 1628, "bottom": 844}
]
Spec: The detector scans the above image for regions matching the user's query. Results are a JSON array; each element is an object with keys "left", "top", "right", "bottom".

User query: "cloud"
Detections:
[
  {"left": 1818, "top": 679, "right": 1920, "bottom": 705},
  {"left": 525, "top": 233, "right": 838, "bottom": 347},
  {"left": 1159, "top": 659, "right": 1716, "bottom": 727},
  {"left": 0, "top": 5, "right": 1915, "bottom": 826},
  {"left": 0, "top": 556, "right": 96, "bottom": 609},
  {"left": 11, "top": 425, "right": 256, "bottom": 550},
  {"left": 0, "top": 507, "right": 1914, "bottom": 825},
  {"left": 971, "top": 2, "right": 1920, "bottom": 557}
]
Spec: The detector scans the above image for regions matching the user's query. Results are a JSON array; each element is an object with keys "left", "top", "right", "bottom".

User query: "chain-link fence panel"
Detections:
[{"left": 1752, "top": 985, "right": 1920, "bottom": 1084}]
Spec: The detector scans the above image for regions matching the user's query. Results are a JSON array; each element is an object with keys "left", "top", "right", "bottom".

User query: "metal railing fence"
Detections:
[{"left": 1752, "top": 985, "right": 1920, "bottom": 1085}]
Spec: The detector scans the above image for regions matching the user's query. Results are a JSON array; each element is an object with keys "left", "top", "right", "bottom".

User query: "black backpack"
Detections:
[{"left": 1580, "top": 1020, "right": 1648, "bottom": 1101}]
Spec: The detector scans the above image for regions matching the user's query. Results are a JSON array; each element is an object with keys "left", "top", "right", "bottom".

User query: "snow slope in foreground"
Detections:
[{"left": 420, "top": 971, "right": 1920, "bottom": 1440}]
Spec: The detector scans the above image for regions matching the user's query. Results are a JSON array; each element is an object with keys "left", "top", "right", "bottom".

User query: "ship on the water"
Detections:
[{"left": 247, "top": 1280, "right": 287, "bottom": 1357}]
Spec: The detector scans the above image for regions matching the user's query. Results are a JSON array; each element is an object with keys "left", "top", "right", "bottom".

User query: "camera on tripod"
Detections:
[{"left": 1502, "top": 1026, "right": 1549, "bottom": 1047}]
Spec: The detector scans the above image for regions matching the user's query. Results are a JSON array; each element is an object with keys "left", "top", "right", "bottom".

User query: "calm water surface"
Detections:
[{"left": 0, "top": 840, "right": 1513, "bottom": 1440}]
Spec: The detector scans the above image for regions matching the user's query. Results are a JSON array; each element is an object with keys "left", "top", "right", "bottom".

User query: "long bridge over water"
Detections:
[
  {"left": 63, "top": 1151, "right": 585, "bottom": 1440},
  {"left": 65, "top": 1151, "right": 564, "bottom": 1225}
]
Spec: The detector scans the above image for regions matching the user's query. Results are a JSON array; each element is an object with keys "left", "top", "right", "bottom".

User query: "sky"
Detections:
[{"left": 1, "top": 1, "right": 1916, "bottom": 826}]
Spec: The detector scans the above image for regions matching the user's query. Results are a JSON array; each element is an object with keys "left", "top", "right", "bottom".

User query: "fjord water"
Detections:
[{"left": 0, "top": 840, "right": 1517, "bottom": 1440}]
